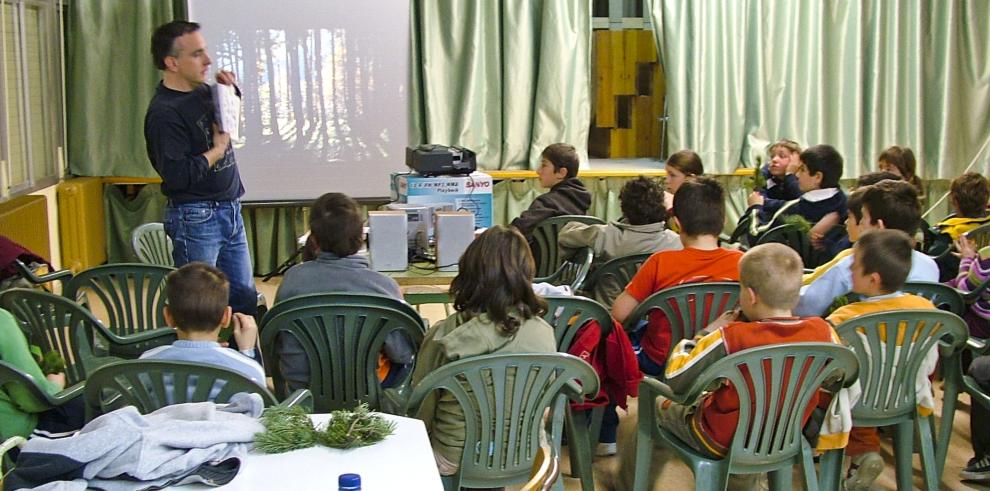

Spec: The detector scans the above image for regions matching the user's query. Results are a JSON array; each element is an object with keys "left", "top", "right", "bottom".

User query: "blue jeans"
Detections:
[{"left": 164, "top": 200, "right": 257, "bottom": 316}]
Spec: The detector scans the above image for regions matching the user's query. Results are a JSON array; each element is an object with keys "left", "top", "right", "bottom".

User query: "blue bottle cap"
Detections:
[{"left": 338, "top": 473, "right": 361, "bottom": 489}]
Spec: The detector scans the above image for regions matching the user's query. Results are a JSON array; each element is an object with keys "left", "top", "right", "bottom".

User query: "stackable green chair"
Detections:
[
  {"left": 63, "top": 264, "right": 176, "bottom": 358},
  {"left": 819, "top": 310, "right": 969, "bottom": 490},
  {"left": 755, "top": 223, "right": 816, "bottom": 268},
  {"left": 263, "top": 292, "right": 428, "bottom": 332},
  {"left": 531, "top": 215, "right": 605, "bottom": 278},
  {"left": 259, "top": 295, "right": 426, "bottom": 412},
  {"left": 83, "top": 359, "right": 312, "bottom": 421},
  {"left": 633, "top": 343, "right": 858, "bottom": 491},
  {"left": 535, "top": 247, "right": 595, "bottom": 292},
  {"left": 0, "top": 289, "right": 125, "bottom": 384},
  {"left": 404, "top": 353, "right": 599, "bottom": 491},
  {"left": 581, "top": 253, "right": 652, "bottom": 308},
  {"left": 0, "top": 360, "right": 85, "bottom": 423},
  {"left": 901, "top": 281, "right": 966, "bottom": 316},
  {"left": 543, "top": 295, "right": 617, "bottom": 488},
  {"left": 622, "top": 282, "right": 740, "bottom": 366},
  {"left": 131, "top": 223, "right": 174, "bottom": 267},
  {"left": 964, "top": 222, "right": 990, "bottom": 250}
]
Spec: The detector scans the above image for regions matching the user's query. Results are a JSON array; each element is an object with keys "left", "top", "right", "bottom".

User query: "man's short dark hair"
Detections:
[
  {"left": 166, "top": 262, "right": 228, "bottom": 332},
  {"left": 541, "top": 143, "right": 579, "bottom": 179},
  {"left": 950, "top": 172, "right": 990, "bottom": 218},
  {"left": 860, "top": 180, "right": 922, "bottom": 235},
  {"left": 151, "top": 21, "right": 200, "bottom": 70},
  {"left": 800, "top": 145, "right": 843, "bottom": 189},
  {"left": 310, "top": 193, "right": 364, "bottom": 257},
  {"left": 672, "top": 176, "right": 725, "bottom": 237},
  {"left": 855, "top": 229, "right": 913, "bottom": 293},
  {"left": 620, "top": 176, "right": 667, "bottom": 225}
]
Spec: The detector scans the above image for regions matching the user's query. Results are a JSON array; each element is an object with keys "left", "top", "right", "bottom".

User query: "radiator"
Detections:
[
  {"left": 0, "top": 194, "right": 51, "bottom": 261},
  {"left": 57, "top": 177, "right": 106, "bottom": 272}
]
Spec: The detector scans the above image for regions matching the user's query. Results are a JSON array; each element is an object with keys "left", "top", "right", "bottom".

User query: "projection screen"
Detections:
[{"left": 188, "top": 0, "right": 409, "bottom": 201}]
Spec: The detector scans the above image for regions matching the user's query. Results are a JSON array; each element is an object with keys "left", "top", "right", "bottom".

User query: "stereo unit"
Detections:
[{"left": 406, "top": 144, "right": 477, "bottom": 176}]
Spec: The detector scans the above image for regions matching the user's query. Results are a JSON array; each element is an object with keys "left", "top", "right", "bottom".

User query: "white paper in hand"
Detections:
[{"left": 212, "top": 83, "right": 241, "bottom": 142}]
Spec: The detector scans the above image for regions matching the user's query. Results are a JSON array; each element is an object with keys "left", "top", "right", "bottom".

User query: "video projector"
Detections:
[{"left": 406, "top": 144, "right": 477, "bottom": 176}]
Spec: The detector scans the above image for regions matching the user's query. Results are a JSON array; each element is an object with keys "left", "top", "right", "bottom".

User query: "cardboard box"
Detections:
[{"left": 390, "top": 171, "right": 493, "bottom": 229}]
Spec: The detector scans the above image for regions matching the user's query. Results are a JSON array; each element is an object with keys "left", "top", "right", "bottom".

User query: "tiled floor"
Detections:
[{"left": 256, "top": 278, "right": 990, "bottom": 490}]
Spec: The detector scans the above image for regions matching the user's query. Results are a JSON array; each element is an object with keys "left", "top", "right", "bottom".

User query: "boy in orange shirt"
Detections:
[{"left": 612, "top": 177, "right": 743, "bottom": 375}]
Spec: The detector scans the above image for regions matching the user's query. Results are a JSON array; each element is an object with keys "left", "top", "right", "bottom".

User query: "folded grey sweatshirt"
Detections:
[{"left": 6, "top": 393, "right": 265, "bottom": 491}]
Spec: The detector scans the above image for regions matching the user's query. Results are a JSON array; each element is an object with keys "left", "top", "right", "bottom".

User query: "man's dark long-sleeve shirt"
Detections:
[{"left": 144, "top": 82, "right": 243, "bottom": 203}]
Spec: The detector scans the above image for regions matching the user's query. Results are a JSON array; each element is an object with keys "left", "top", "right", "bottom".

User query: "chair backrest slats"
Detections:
[
  {"left": 63, "top": 264, "right": 172, "bottom": 337},
  {"left": 132, "top": 222, "right": 175, "bottom": 267},
  {"left": 832, "top": 310, "right": 967, "bottom": 422},
  {"left": 531, "top": 215, "right": 605, "bottom": 278},
  {"left": 582, "top": 252, "right": 652, "bottom": 308},
  {"left": 542, "top": 295, "right": 614, "bottom": 352},
  {"left": 624, "top": 282, "right": 740, "bottom": 355},
  {"left": 260, "top": 294, "right": 426, "bottom": 412},
  {"left": 404, "top": 353, "right": 598, "bottom": 488}
]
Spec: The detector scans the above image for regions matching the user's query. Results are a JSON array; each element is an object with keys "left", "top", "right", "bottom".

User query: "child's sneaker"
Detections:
[
  {"left": 961, "top": 454, "right": 990, "bottom": 482},
  {"left": 843, "top": 451, "right": 884, "bottom": 491},
  {"left": 595, "top": 442, "right": 617, "bottom": 457}
]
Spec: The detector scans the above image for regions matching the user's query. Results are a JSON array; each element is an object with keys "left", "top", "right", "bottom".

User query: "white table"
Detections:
[{"left": 207, "top": 413, "right": 443, "bottom": 490}]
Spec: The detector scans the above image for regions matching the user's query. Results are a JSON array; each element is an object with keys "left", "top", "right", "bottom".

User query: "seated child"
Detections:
[
  {"left": 0, "top": 308, "right": 83, "bottom": 440},
  {"left": 662, "top": 149, "right": 704, "bottom": 211},
  {"left": 510, "top": 143, "right": 591, "bottom": 239},
  {"left": 796, "top": 179, "right": 938, "bottom": 317},
  {"left": 936, "top": 172, "right": 990, "bottom": 240},
  {"left": 618, "top": 243, "right": 847, "bottom": 490},
  {"left": 946, "top": 234, "right": 990, "bottom": 338},
  {"left": 274, "top": 192, "right": 412, "bottom": 390},
  {"left": 747, "top": 144, "right": 848, "bottom": 254},
  {"left": 878, "top": 145, "right": 924, "bottom": 198},
  {"left": 805, "top": 172, "right": 903, "bottom": 280},
  {"left": 611, "top": 177, "right": 743, "bottom": 375},
  {"left": 752, "top": 139, "right": 803, "bottom": 208},
  {"left": 659, "top": 243, "right": 839, "bottom": 457},
  {"left": 826, "top": 229, "right": 939, "bottom": 491},
  {"left": 141, "top": 262, "right": 265, "bottom": 387},
  {"left": 411, "top": 226, "right": 557, "bottom": 475},
  {"left": 557, "top": 175, "right": 681, "bottom": 262}
]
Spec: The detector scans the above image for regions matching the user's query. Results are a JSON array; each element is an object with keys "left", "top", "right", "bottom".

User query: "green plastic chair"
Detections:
[
  {"left": 259, "top": 296, "right": 426, "bottom": 413},
  {"left": 83, "top": 359, "right": 312, "bottom": 421},
  {"left": 819, "top": 310, "right": 969, "bottom": 491},
  {"left": 0, "top": 289, "right": 130, "bottom": 385},
  {"left": 960, "top": 338, "right": 990, "bottom": 411},
  {"left": 534, "top": 247, "right": 595, "bottom": 292},
  {"left": 623, "top": 282, "right": 740, "bottom": 364},
  {"left": 633, "top": 342, "right": 858, "bottom": 491},
  {"left": 726, "top": 211, "right": 754, "bottom": 248},
  {"left": 964, "top": 222, "right": 990, "bottom": 250},
  {"left": 542, "top": 295, "right": 616, "bottom": 488},
  {"left": 404, "top": 353, "right": 599, "bottom": 491},
  {"left": 63, "top": 264, "right": 176, "bottom": 358},
  {"left": 901, "top": 281, "right": 966, "bottom": 316},
  {"left": 532, "top": 215, "right": 605, "bottom": 278},
  {"left": 131, "top": 222, "right": 174, "bottom": 267},
  {"left": 755, "top": 222, "right": 816, "bottom": 268},
  {"left": 581, "top": 253, "right": 652, "bottom": 308},
  {"left": 263, "top": 292, "right": 428, "bottom": 332},
  {"left": 0, "top": 359, "right": 85, "bottom": 423},
  {"left": 543, "top": 295, "right": 615, "bottom": 352}
]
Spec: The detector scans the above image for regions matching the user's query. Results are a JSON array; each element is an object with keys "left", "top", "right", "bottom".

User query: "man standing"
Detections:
[{"left": 145, "top": 21, "right": 256, "bottom": 316}]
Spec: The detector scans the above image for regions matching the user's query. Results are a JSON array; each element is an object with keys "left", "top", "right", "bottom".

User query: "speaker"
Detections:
[
  {"left": 367, "top": 211, "right": 408, "bottom": 272},
  {"left": 435, "top": 211, "right": 475, "bottom": 272}
]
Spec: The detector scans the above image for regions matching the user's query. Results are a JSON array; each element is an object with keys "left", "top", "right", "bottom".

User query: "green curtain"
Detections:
[
  {"left": 67, "top": 0, "right": 183, "bottom": 177},
  {"left": 648, "top": 0, "right": 990, "bottom": 180},
  {"left": 104, "top": 184, "right": 167, "bottom": 263},
  {"left": 409, "top": 0, "right": 593, "bottom": 170}
]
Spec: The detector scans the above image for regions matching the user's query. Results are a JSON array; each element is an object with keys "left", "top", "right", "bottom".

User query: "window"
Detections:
[{"left": 0, "top": 0, "right": 64, "bottom": 198}]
